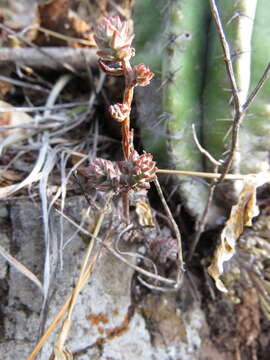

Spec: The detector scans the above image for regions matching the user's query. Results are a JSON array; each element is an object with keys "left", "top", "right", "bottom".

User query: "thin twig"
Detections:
[
  {"left": 192, "top": 124, "right": 221, "bottom": 166},
  {"left": 0, "top": 101, "right": 89, "bottom": 113},
  {"left": 154, "top": 177, "right": 184, "bottom": 286},
  {"left": 189, "top": 1, "right": 270, "bottom": 262},
  {"left": 37, "top": 26, "right": 95, "bottom": 46},
  {"left": 188, "top": 166, "right": 219, "bottom": 261},
  {"left": 209, "top": 0, "right": 244, "bottom": 185},
  {"left": 209, "top": 0, "right": 240, "bottom": 111},
  {"left": 243, "top": 62, "right": 270, "bottom": 111},
  {"left": 0, "top": 75, "right": 50, "bottom": 93},
  {"left": 0, "top": 47, "right": 97, "bottom": 70},
  {"left": 187, "top": 0, "right": 249, "bottom": 261},
  {"left": 0, "top": 24, "right": 78, "bottom": 74},
  {"left": 157, "top": 168, "right": 245, "bottom": 180},
  {"left": 56, "top": 209, "right": 176, "bottom": 286}
]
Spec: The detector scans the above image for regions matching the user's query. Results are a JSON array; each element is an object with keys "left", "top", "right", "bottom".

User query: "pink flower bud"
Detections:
[
  {"left": 94, "top": 16, "right": 135, "bottom": 62},
  {"left": 109, "top": 103, "right": 130, "bottom": 122},
  {"left": 87, "top": 151, "right": 157, "bottom": 193},
  {"left": 133, "top": 64, "right": 154, "bottom": 87}
]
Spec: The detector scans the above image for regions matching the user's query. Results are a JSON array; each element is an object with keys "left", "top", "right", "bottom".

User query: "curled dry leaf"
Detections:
[
  {"left": 0, "top": 80, "right": 12, "bottom": 97},
  {"left": 135, "top": 201, "right": 154, "bottom": 227},
  {"left": 208, "top": 172, "right": 270, "bottom": 292},
  {"left": 0, "top": 100, "right": 33, "bottom": 143}
]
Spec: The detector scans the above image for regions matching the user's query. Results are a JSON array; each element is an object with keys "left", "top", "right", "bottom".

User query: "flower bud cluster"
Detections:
[
  {"left": 87, "top": 150, "right": 157, "bottom": 193},
  {"left": 147, "top": 236, "right": 178, "bottom": 263},
  {"left": 132, "top": 64, "right": 154, "bottom": 87},
  {"left": 94, "top": 16, "right": 135, "bottom": 62},
  {"left": 94, "top": 16, "right": 154, "bottom": 86}
]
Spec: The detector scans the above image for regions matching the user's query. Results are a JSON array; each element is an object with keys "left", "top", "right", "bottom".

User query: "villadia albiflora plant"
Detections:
[{"left": 88, "top": 16, "right": 157, "bottom": 195}]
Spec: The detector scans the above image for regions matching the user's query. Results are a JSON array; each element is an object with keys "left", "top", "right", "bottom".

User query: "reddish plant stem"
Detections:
[
  {"left": 120, "top": 58, "right": 135, "bottom": 221},
  {"left": 121, "top": 58, "right": 135, "bottom": 160}
]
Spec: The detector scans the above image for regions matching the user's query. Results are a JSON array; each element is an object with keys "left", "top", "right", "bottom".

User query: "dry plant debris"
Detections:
[
  {"left": 0, "top": 1, "right": 270, "bottom": 359},
  {"left": 25, "top": 12, "right": 183, "bottom": 359},
  {"left": 208, "top": 172, "right": 270, "bottom": 293}
]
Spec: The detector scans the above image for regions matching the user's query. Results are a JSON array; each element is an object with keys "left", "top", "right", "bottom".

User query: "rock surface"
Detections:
[{"left": 0, "top": 196, "right": 216, "bottom": 359}]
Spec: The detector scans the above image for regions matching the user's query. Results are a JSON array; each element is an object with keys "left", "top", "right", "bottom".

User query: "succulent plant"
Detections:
[
  {"left": 87, "top": 150, "right": 157, "bottom": 193},
  {"left": 94, "top": 16, "right": 135, "bottom": 63},
  {"left": 147, "top": 235, "right": 178, "bottom": 263}
]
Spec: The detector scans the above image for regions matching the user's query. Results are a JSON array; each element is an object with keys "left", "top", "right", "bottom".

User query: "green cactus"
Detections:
[
  {"left": 135, "top": 0, "right": 270, "bottom": 218},
  {"left": 202, "top": 0, "right": 258, "bottom": 174},
  {"left": 134, "top": 0, "right": 211, "bottom": 218},
  {"left": 238, "top": 0, "right": 270, "bottom": 174}
]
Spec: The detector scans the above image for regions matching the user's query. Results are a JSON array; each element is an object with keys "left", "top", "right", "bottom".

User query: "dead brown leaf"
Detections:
[
  {"left": 37, "top": 0, "right": 95, "bottom": 47},
  {"left": 0, "top": 169, "right": 24, "bottom": 186},
  {"left": 208, "top": 173, "right": 270, "bottom": 292},
  {"left": 0, "top": 80, "right": 13, "bottom": 97},
  {"left": 2, "top": 0, "right": 39, "bottom": 44}
]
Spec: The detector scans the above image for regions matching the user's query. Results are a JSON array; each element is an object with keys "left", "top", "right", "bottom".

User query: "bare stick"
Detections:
[
  {"left": 209, "top": 0, "right": 241, "bottom": 111},
  {"left": 189, "top": 1, "right": 270, "bottom": 262},
  {"left": 209, "top": 0, "right": 244, "bottom": 184},
  {"left": 243, "top": 62, "right": 270, "bottom": 111},
  {"left": 0, "top": 47, "right": 97, "bottom": 71},
  {"left": 187, "top": 0, "right": 244, "bottom": 260},
  {"left": 0, "top": 24, "right": 79, "bottom": 74},
  {"left": 0, "top": 75, "right": 50, "bottom": 93}
]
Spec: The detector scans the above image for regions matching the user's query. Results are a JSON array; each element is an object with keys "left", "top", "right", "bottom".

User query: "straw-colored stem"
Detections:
[
  {"left": 28, "top": 195, "right": 112, "bottom": 360},
  {"left": 157, "top": 168, "right": 245, "bottom": 180},
  {"left": 27, "top": 253, "right": 98, "bottom": 360}
]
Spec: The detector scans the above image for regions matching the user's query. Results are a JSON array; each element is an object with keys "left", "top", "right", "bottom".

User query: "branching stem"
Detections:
[{"left": 188, "top": 0, "right": 270, "bottom": 260}]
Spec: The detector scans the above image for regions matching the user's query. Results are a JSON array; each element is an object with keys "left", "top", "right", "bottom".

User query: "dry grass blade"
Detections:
[
  {"left": 55, "top": 210, "right": 176, "bottom": 286},
  {"left": 28, "top": 194, "right": 112, "bottom": 360},
  {"left": 44, "top": 74, "right": 72, "bottom": 117},
  {"left": 157, "top": 168, "right": 245, "bottom": 180},
  {"left": 50, "top": 318, "right": 73, "bottom": 360},
  {"left": 39, "top": 146, "right": 59, "bottom": 320},
  {"left": 28, "top": 252, "right": 99, "bottom": 360},
  {"left": 0, "top": 245, "right": 43, "bottom": 292},
  {"left": 0, "top": 134, "right": 49, "bottom": 199},
  {"left": 208, "top": 172, "right": 270, "bottom": 292},
  {"left": 0, "top": 101, "right": 89, "bottom": 113},
  {"left": 50, "top": 345, "right": 73, "bottom": 360}
]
